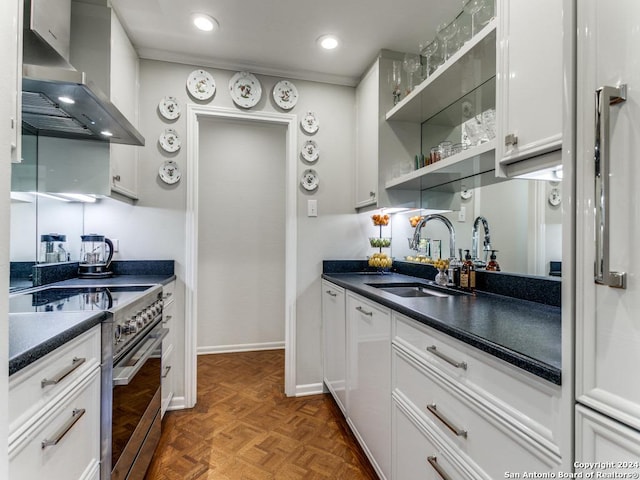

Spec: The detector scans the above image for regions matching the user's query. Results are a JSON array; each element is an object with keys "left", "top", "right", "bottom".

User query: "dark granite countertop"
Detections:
[
  {"left": 9, "top": 311, "right": 106, "bottom": 375},
  {"left": 322, "top": 272, "right": 561, "bottom": 385},
  {"left": 9, "top": 273, "right": 176, "bottom": 376}
]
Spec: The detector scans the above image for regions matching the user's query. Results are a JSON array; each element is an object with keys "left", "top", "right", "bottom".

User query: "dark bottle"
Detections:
[
  {"left": 460, "top": 249, "right": 476, "bottom": 292},
  {"left": 486, "top": 250, "right": 501, "bottom": 272}
]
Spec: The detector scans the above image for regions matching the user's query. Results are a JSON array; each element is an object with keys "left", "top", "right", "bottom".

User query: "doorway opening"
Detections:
[{"left": 185, "top": 106, "right": 298, "bottom": 407}]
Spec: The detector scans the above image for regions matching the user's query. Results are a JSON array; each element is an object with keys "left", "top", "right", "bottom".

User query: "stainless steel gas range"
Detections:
[{"left": 10, "top": 283, "right": 167, "bottom": 480}]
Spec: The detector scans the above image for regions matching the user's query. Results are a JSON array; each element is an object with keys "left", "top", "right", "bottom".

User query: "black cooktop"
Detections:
[{"left": 9, "top": 285, "right": 153, "bottom": 313}]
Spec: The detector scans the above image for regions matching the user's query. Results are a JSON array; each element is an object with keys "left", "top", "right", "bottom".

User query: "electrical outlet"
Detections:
[
  {"left": 112, "top": 239, "right": 120, "bottom": 252},
  {"left": 458, "top": 206, "right": 466, "bottom": 222}
]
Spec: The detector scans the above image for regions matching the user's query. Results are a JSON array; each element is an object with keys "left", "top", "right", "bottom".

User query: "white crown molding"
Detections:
[{"left": 137, "top": 47, "right": 359, "bottom": 87}]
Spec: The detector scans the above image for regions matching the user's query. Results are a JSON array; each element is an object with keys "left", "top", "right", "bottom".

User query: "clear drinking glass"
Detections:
[
  {"left": 437, "top": 20, "right": 459, "bottom": 61},
  {"left": 420, "top": 39, "right": 439, "bottom": 79},
  {"left": 389, "top": 60, "right": 402, "bottom": 105},
  {"left": 403, "top": 52, "right": 420, "bottom": 95}
]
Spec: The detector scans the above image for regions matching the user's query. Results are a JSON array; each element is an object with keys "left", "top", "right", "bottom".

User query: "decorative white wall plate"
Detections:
[
  {"left": 300, "top": 169, "right": 319, "bottom": 191},
  {"left": 300, "top": 140, "right": 319, "bottom": 162},
  {"left": 159, "top": 129, "right": 181, "bottom": 152},
  {"left": 273, "top": 80, "right": 298, "bottom": 110},
  {"left": 301, "top": 111, "right": 319, "bottom": 133},
  {"left": 159, "top": 160, "right": 181, "bottom": 184},
  {"left": 229, "top": 71, "right": 262, "bottom": 108},
  {"left": 158, "top": 96, "right": 181, "bottom": 120},
  {"left": 186, "top": 70, "right": 216, "bottom": 100}
]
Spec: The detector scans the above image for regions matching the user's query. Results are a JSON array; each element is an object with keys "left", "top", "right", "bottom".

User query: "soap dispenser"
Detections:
[
  {"left": 460, "top": 249, "right": 476, "bottom": 292},
  {"left": 486, "top": 250, "right": 501, "bottom": 271}
]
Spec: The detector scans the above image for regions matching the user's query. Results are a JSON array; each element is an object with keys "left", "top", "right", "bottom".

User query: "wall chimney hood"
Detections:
[
  {"left": 21, "top": 0, "right": 145, "bottom": 146},
  {"left": 22, "top": 65, "right": 144, "bottom": 145}
]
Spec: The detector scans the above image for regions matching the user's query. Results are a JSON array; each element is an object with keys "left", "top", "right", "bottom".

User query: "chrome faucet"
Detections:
[
  {"left": 411, "top": 214, "right": 456, "bottom": 259},
  {"left": 472, "top": 216, "right": 492, "bottom": 266}
]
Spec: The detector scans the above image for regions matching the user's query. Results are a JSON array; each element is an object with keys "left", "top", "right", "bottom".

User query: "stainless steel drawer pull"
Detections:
[
  {"left": 427, "top": 403, "right": 467, "bottom": 438},
  {"left": 427, "top": 456, "right": 452, "bottom": 480},
  {"left": 41, "top": 408, "right": 85, "bottom": 449},
  {"left": 162, "top": 315, "right": 173, "bottom": 324},
  {"left": 594, "top": 84, "right": 627, "bottom": 288},
  {"left": 355, "top": 306, "right": 373, "bottom": 316},
  {"left": 325, "top": 290, "right": 337, "bottom": 297},
  {"left": 162, "top": 365, "right": 172, "bottom": 378},
  {"left": 163, "top": 292, "right": 173, "bottom": 299},
  {"left": 426, "top": 345, "right": 467, "bottom": 370},
  {"left": 41, "top": 357, "right": 86, "bottom": 388}
]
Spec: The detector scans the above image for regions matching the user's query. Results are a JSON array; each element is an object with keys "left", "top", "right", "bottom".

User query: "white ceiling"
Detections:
[{"left": 110, "top": 0, "right": 462, "bottom": 86}]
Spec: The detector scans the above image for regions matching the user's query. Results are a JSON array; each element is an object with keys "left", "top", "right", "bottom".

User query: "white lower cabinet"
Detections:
[
  {"left": 161, "top": 281, "right": 176, "bottom": 417},
  {"left": 322, "top": 280, "right": 347, "bottom": 414},
  {"left": 575, "top": 405, "right": 640, "bottom": 471},
  {"left": 392, "top": 312, "right": 562, "bottom": 478},
  {"left": 346, "top": 292, "right": 391, "bottom": 480},
  {"left": 9, "top": 350, "right": 101, "bottom": 480},
  {"left": 393, "top": 397, "right": 482, "bottom": 480}
]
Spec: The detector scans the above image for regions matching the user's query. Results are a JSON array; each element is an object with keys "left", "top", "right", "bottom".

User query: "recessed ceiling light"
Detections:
[
  {"left": 192, "top": 13, "right": 219, "bottom": 32},
  {"left": 100, "top": 130, "right": 113, "bottom": 137},
  {"left": 317, "top": 34, "right": 339, "bottom": 50},
  {"left": 58, "top": 96, "right": 75, "bottom": 104}
]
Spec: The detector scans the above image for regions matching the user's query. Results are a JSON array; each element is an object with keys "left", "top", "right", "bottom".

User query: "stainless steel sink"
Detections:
[{"left": 366, "top": 282, "right": 458, "bottom": 298}]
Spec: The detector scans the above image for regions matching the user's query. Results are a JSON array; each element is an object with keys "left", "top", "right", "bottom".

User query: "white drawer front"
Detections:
[
  {"left": 9, "top": 369, "right": 101, "bottom": 480},
  {"left": 161, "top": 343, "right": 175, "bottom": 417},
  {"left": 393, "top": 312, "right": 561, "bottom": 456},
  {"left": 393, "top": 398, "right": 484, "bottom": 480},
  {"left": 393, "top": 346, "right": 560, "bottom": 476},
  {"left": 9, "top": 326, "right": 101, "bottom": 438}
]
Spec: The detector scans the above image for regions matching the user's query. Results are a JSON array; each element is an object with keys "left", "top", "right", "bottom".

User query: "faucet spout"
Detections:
[
  {"left": 472, "top": 216, "right": 492, "bottom": 264},
  {"left": 411, "top": 214, "right": 456, "bottom": 259}
]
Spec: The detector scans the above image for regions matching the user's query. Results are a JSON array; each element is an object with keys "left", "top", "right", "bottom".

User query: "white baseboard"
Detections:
[
  {"left": 167, "top": 395, "right": 186, "bottom": 411},
  {"left": 197, "top": 341, "right": 285, "bottom": 355},
  {"left": 295, "top": 382, "right": 325, "bottom": 397}
]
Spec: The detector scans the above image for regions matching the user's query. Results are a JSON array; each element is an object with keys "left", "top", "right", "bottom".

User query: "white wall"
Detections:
[
  {"left": 85, "top": 59, "right": 366, "bottom": 391},
  {"left": 197, "top": 117, "right": 286, "bottom": 352}
]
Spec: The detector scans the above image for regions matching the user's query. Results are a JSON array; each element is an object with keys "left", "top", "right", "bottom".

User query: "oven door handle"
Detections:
[{"left": 112, "top": 328, "right": 168, "bottom": 386}]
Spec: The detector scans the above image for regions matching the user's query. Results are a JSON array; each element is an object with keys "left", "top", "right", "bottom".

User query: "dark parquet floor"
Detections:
[{"left": 145, "top": 350, "right": 378, "bottom": 480}]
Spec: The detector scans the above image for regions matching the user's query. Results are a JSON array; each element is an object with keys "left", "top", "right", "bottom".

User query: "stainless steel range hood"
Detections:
[
  {"left": 21, "top": 0, "right": 144, "bottom": 146},
  {"left": 22, "top": 64, "right": 145, "bottom": 146}
]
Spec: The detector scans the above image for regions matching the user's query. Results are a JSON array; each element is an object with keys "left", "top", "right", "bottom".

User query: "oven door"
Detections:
[{"left": 111, "top": 324, "right": 168, "bottom": 480}]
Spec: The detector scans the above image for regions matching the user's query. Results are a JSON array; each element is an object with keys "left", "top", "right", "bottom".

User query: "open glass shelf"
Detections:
[{"left": 386, "top": 18, "right": 496, "bottom": 124}]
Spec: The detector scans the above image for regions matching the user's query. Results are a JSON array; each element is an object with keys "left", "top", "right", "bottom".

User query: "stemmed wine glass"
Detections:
[
  {"left": 436, "top": 20, "right": 459, "bottom": 62},
  {"left": 389, "top": 60, "right": 402, "bottom": 105},
  {"left": 466, "top": 0, "right": 485, "bottom": 36},
  {"left": 402, "top": 52, "right": 420, "bottom": 95},
  {"left": 420, "top": 39, "right": 439, "bottom": 79}
]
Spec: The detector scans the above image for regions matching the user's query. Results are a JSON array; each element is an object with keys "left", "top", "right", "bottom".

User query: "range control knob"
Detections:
[
  {"left": 114, "top": 324, "right": 122, "bottom": 343},
  {"left": 136, "top": 314, "right": 145, "bottom": 328},
  {"left": 123, "top": 320, "right": 138, "bottom": 335}
]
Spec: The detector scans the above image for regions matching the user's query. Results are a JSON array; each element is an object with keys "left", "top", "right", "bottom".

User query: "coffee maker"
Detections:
[{"left": 78, "top": 234, "right": 114, "bottom": 278}]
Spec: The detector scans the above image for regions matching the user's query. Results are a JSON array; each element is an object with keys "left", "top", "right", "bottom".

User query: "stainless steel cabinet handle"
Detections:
[
  {"left": 595, "top": 84, "right": 627, "bottom": 288},
  {"left": 355, "top": 306, "right": 373, "bottom": 316},
  {"left": 163, "top": 292, "right": 173, "bottom": 299},
  {"left": 325, "top": 290, "right": 337, "bottom": 297},
  {"left": 427, "top": 403, "right": 467, "bottom": 438},
  {"left": 113, "top": 175, "right": 121, "bottom": 182},
  {"left": 162, "top": 365, "right": 172, "bottom": 378},
  {"left": 369, "top": 191, "right": 376, "bottom": 198},
  {"left": 427, "top": 456, "right": 452, "bottom": 480},
  {"left": 426, "top": 345, "right": 467, "bottom": 370},
  {"left": 162, "top": 315, "right": 173, "bottom": 325},
  {"left": 41, "top": 408, "right": 85, "bottom": 449},
  {"left": 41, "top": 357, "right": 86, "bottom": 388},
  {"left": 504, "top": 133, "right": 518, "bottom": 147}
]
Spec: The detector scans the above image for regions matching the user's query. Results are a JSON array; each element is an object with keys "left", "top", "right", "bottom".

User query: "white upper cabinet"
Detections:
[
  {"left": 495, "top": 0, "right": 563, "bottom": 176},
  {"left": 109, "top": 9, "right": 139, "bottom": 200},
  {"left": 355, "top": 61, "right": 380, "bottom": 208}
]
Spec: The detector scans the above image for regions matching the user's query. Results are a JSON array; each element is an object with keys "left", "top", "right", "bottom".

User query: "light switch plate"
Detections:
[{"left": 307, "top": 199, "right": 318, "bottom": 217}]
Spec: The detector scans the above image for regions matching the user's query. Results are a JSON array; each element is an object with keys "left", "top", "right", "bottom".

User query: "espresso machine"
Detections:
[{"left": 78, "top": 234, "right": 114, "bottom": 278}]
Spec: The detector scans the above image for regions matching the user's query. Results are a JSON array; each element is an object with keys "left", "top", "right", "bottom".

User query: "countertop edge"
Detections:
[
  {"left": 322, "top": 273, "right": 561, "bottom": 385},
  {"left": 9, "top": 312, "right": 106, "bottom": 376}
]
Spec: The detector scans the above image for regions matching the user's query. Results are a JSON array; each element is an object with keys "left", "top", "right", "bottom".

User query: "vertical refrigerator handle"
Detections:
[{"left": 594, "top": 84, "right": 627, "bottom": 288}]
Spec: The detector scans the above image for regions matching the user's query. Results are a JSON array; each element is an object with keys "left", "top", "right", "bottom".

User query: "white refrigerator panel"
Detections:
[{"left": 575, "top": 0, "right": 640, "bottom": 430}]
